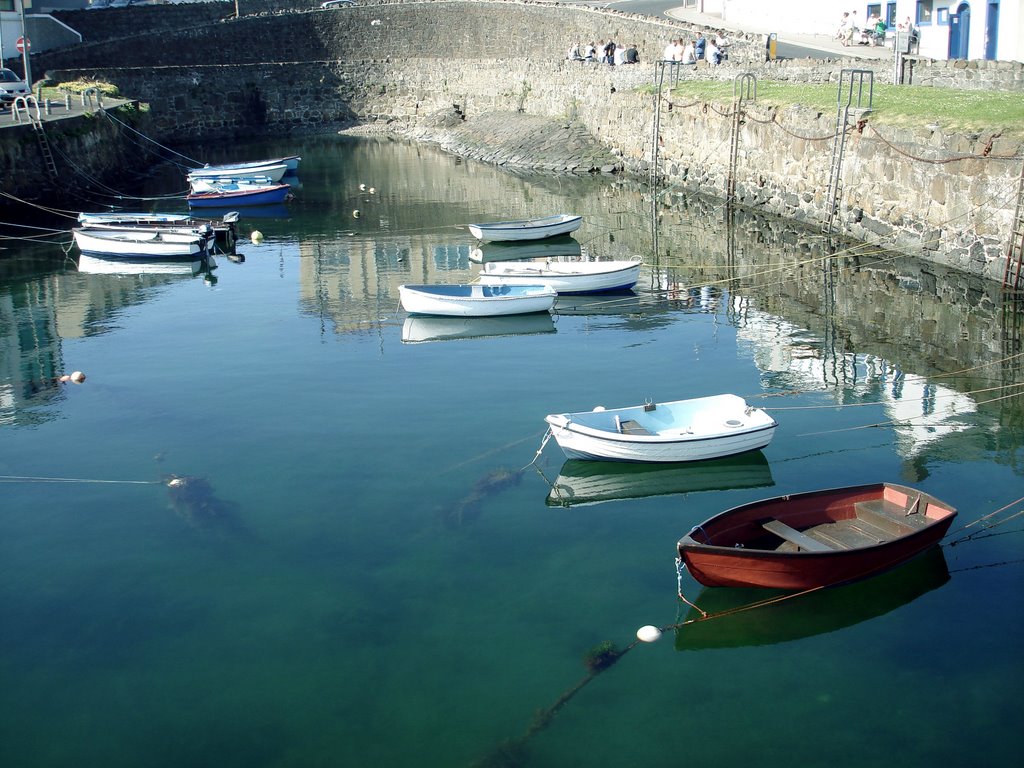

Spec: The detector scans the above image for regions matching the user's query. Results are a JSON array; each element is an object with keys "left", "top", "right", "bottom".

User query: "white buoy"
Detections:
[
  {"left": 69, "top": 371, "right": 86, "bottom": 384},
  {"left": 592, "top": 406, "right": 606, "bottom": 412},
  {"left": 636, "top": 625, "right": 662, "bottom": 643},
  {"left": 251, "top": 230, "right": 264, "bottom": 244},
  {"left": 359, "top": 183, "right": 366, "bottom": 191},
  {"left": 353, "top": 209, "right": 360, "bottom": 218},
  {"left": 368, "top": 187, "right": 376, "bottom": 195}
]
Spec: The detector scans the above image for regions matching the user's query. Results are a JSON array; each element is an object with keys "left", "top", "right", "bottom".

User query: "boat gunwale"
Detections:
[
  {"left": 546, "top": 414, "right": 778, "bottom": 445},
  {"left": 400, "top": 284, "right": 556, "bottom": 302},
  {"left": 469, "top": 214, "right": 581, "bottom": 231},
  {"left": 480, "top": 259, "right": 641, "bottom": 278}
]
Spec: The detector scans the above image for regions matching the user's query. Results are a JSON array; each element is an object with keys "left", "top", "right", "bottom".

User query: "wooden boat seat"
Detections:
[
  {"left": 853, "top": 500, "right": 922, "bottom": 534},
  {"left": 762, "top": 519, "right": 833, "bottom": 552},
  {"left": 616, "top": 418, "right": 652, "bottom": 436}
]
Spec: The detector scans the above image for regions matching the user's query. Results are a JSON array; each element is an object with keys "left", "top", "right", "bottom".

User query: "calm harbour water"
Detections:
[{"left": 1, "top": 135, "right": 1022, "bottom": 767}]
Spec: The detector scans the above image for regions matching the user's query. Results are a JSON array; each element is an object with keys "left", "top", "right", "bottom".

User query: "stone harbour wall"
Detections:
[{"left": 13, "top": 0, "right": 1024, "bottom": 283}]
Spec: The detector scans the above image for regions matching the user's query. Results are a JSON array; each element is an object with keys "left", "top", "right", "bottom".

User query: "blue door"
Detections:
[
  {"left": 948, "top": 3, "right": 972, "bottom": 59},
  {"left": 985, "top": 0, "right": 1000, "bottom": 60}
]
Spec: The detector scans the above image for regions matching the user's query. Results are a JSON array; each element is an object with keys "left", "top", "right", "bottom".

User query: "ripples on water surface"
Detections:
[{"left": 1, "top": 136, "right": 1021, "bottom": 768}]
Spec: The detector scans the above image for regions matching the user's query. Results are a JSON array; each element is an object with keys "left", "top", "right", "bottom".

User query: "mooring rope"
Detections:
[
  {"left": 102, "top": 110, "right": 203, "bottom": 167},
  {"left": 763, "top": 380, "right": 1024, "bottom": 414},
  {"left": 946, "top": 495, "right": 1024, "bottom": 545},
  {"left": 0, "top": 474, "right": 161, "bottom": 485}
]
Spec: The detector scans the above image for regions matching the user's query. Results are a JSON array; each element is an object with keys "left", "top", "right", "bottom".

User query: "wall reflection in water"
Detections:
[{"left": 1, "top": 138, "right": 1020, "bottom": 467}]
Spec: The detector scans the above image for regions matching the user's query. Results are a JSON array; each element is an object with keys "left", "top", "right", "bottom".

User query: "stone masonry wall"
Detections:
[{"left": 17, "top": 1, "right": 1024, "bottom": 283}]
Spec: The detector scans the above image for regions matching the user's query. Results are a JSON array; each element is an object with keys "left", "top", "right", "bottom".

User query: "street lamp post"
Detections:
[{"left": 17, "top": 0, "right": 31, "bottom": 87}]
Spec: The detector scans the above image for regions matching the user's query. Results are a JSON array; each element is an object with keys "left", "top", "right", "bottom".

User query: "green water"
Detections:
[{"left": 1, "top": 136, "right": 1021, "bottom": 767}]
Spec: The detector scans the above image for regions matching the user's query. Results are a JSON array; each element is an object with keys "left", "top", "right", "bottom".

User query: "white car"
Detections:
[
  {"left": 0, "top": 68, "right": 29, "bottom": 103},
  {"left": 321, "top": 0, "right": 356, "bottom": 8}
]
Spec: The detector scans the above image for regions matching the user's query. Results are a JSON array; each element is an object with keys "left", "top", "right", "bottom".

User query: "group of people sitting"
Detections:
[
  {"left": 663, "top": 29, "right": 729, "bottom": 65},
  {"left": 836, "top": 11, "right": 915, "bottom": 47},
  {"left": 566, "top": 39, "right": 640, "bottom": 65}
]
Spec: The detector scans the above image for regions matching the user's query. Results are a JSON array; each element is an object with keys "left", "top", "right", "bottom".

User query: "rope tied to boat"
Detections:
[
  {"left": 522, "top": 427, "right": 553, "bottom": 470},
  {"left": 945, "top": 495, "right": 1024, "bottom": 546}
]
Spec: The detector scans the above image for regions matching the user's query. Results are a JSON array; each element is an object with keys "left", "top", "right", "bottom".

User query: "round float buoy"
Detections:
[
  {"left": 636, "top": 625, "right": 662, "bottom": 643},
  {"left": 353, "top": 210, "right": 360, "bottom": 218},
  {"left": 251, "top": 230, "right": 264, "bottom": 244},
  {"left": 69, "top": 371, "right": 86, "bottom": 384},
  {"left": 368, "top": 187, "right": 376, "bottom": 195},
  {"left": 359, "top": 183, "right": 366, "bottom": 191},
  {"left": 592, "top": 406, "right": 606, "bottom": 412}
]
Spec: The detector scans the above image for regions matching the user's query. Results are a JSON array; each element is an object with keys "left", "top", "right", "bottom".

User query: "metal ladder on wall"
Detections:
[
  {"left": 649, "top": 60, "right": 673, "bottom": 191},
  {"left": 13, "top": 95, "right": 59, "bottom": 178},
  {"left": 727, "top": 73, "right": 756, "bottom": 202},
  {"left": 822, "top": 69, "right": 874, "bottom": 237},
  {"left": 32, "top": 121, "right": 59, "bottom": 178},
  {"left": 1001, "top": 160, "right": 1024, "bottom": 292}
]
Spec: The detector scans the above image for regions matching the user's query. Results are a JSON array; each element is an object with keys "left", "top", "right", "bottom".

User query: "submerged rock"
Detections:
[{"left": 163, "top": 474, "right": 245, "bottom": 536}]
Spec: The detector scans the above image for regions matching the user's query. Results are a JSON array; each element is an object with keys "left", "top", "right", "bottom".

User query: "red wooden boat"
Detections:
[{"left": 676, "top": 483, "right": 957, "bottom": 590}]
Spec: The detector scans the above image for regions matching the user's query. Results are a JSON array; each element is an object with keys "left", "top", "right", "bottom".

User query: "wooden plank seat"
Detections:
[
  {"left": 853, "top": 500, "right": 922, "bottom": 534},
  {"left": 617, "top": 418, "right": 652, "bottom": 436},
  {"left": 762, "top": 519, "right": 833, "bottom": 552}
]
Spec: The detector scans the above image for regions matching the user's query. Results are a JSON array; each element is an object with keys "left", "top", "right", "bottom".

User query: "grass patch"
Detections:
[
  {"left": 667, "top": 80, "right": 1024, "bottom": 137},
  {"left": 39, "top": 78, "right": 121, "bottom": 100}
]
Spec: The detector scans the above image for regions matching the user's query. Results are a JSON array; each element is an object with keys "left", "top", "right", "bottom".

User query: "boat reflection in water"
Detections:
[
  {"left": 77, "top": 253, "right": 217, "bottom": 277},
  {"left": 469, "top": 235, "right": 582, "bottom": 263},
  {"left": 546, "top": 451, "right": 774, "bottom": 508},
  {"left": 553, "top": 292, "right": 644, "bottom": 316},
  {"left": 400, "top": 312, "right": 556, "bottom": 344},
  {"left": 190, "top": 204, "right": 291, "bottom": 220},
  {"left": 675, "top": 546, "right": 951, "bottom": 651}
]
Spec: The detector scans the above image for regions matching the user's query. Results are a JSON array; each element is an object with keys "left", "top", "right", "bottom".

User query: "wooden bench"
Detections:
[
  {"left": 762, "top": 519, "right": 833, "bottom": 553},
  {"left": 853, "top": 500, "right": 922, "bottom": 535},
  {"left": 615, "top": 417, "right": 652, "bottom": 435}
]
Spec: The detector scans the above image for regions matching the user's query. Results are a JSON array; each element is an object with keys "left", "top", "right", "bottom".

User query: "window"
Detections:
[
  {"left": 936, "top": 6, "right": 949, "bottom": 24},
  {"left": 867, "top": 3, "right": 881, "bottom": 17},
  {"left": 0, "top": 0, "right": 15, "bottom": 11},
  {"left": 917, "top": 0, "right": 934, "bottom": 24}
]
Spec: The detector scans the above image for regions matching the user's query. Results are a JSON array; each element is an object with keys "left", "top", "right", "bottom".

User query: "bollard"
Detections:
[{"left": 765, "top": 32, "right": 778, "bottom": 62}]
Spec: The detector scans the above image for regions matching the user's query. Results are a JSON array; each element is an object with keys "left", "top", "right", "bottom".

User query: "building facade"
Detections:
[{"left": 692, "top": 0, "right": 1023, "bottom": 61}]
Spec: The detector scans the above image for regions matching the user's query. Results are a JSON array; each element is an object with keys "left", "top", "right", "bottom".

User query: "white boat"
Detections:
[
  {"left": 79, "top": 211, "right": 197, "bottom": 227},
  {"left": 72, "top": 227, "right": 209, "bottom": 259},
  {"left": 401, "top": 313, "right": 556, "bottom": 343},
  {"left": 469, "top": 236, "right": 582, "bottom": 263},
  {"left": 398, "top": 283, "right": 556, "bottom": 317},
  {"left": 479, "top": 257, "right": 641, "bottom": 294},
  {"left": 188, "top": 162, "right": 288, "bottom": 183},
  {"left": 468, "top": 214, "right": 582, "bottom": 242},
  {"left": 544, "top": 394, "right": 778, "bottom": 463},
  {"left": 188, "top": 176, "right": 279, "bottom": 194}
]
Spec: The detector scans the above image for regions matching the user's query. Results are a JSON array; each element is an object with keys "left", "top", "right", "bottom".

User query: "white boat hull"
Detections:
[
  {"left": 468, "top": 214, "right": 582, "bottom": 242},
  {"left": 73, "top": 228, "right": 207, "bottom": 259},
  {"left": 188, "top": 163, "right": 287, "bottom": 183},
  {"left": 545, "top": 394, "right": 777, "bottom": 463},
  {"left": 399, "top": 284, "right": 556, "bottom": 317},
  {"left": 479, "top": 259, "right": 641, "bottom": 294}
]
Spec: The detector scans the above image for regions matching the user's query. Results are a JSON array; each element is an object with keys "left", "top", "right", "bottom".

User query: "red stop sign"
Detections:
[{"left": 16, "top": 37, "right": 30, "bottom": 53}]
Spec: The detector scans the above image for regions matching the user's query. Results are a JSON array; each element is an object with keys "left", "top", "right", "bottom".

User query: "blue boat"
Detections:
[{"left": 187, "top": 183, "right": 291, "bottom": 208}]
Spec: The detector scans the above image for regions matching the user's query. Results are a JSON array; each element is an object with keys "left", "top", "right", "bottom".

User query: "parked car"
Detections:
[
  {"left": 0, "top": 68, "right": 30, "bottom": 104},
  {"left": 321, "top": 0, "right": 356, "bottom": 8}
]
